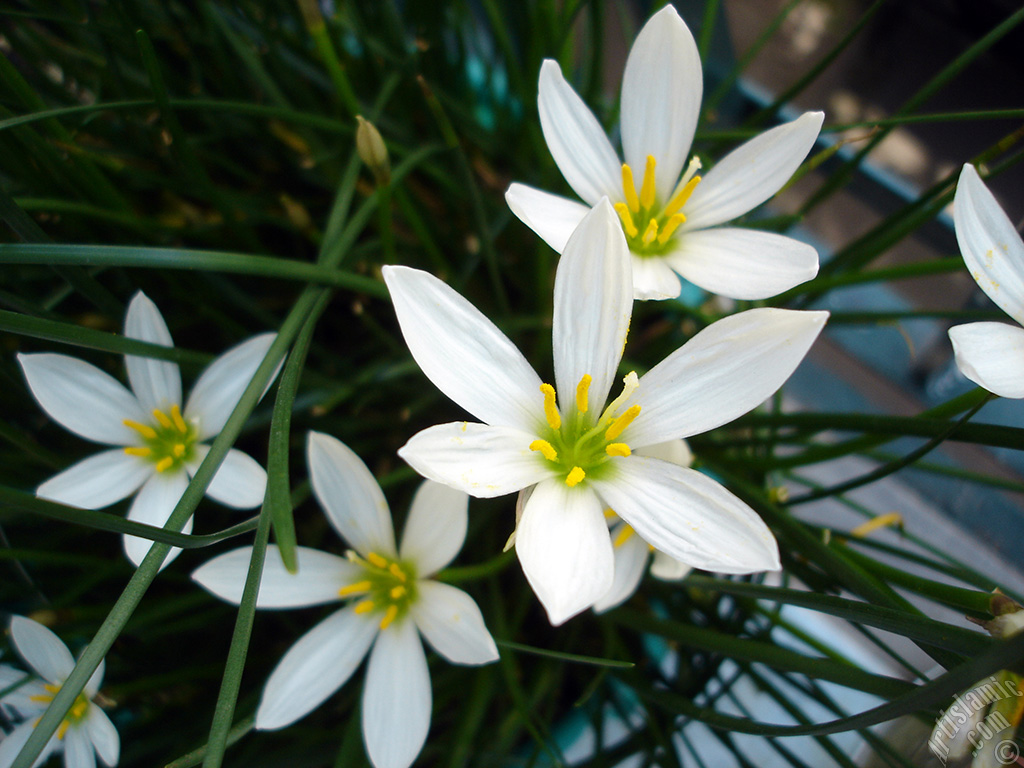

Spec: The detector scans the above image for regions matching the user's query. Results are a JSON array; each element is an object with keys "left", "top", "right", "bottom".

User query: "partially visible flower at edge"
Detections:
[
  {"left": 192, "top": 431, "right": 498, "bottom": 768},
  {"left": 506, "top": 4, "right": 823, "bottom": 301},
  {"left": 948, "top": 163, "right": 1024, "bottom": 399},
  {"left": 0, "top": 616, "right": 119, "bottom": 768},
  {"left": 18, "top": 291, "right": 276, "bottom": 568}
]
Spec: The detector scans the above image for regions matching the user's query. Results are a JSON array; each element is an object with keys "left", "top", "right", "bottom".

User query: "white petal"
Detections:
[
  {"left": 650, "top": 550, "right": 692, "bottom": 581},
  {"left": 187, "top": 445, "right": 267, "bottom": 509},
  {"left": 592, "top": 458, "right": 780, "bottom": 573},
  {"left": 84, "top": 707, "right": 119, "bottom": 767},
  {"left": 620, "top": 5, "right": 702, "bottom": 202},
  {"left": 362, "top": 618, "right": 432, "bottom": 768},
  {"left": 948, "top": 322, "right": 1024, "bottom": 399},
  {"left": 383, "top": 266, "right": 544, "bottom": 430},
  {"left": 636, "top": 439, "right": 693, "bottom": 467},
  {"left": 537, "top": 60, "right": 622, "bottom": 206},
  {"left": 9, "top": 615, "right": 74, "bottom": 683},
  {"left": 63, "top": 727, "right": 96, "bottom": 768},
  {"left": 411, "top": 581, "right": 498, "bottom": 665},
  {"left": 37, "top": 449, "right": 152, "bottom": 510},
  {"left": 399, "top": 481, "right": 468, "bottom": 577},
  {"left": 505, "top": 183, "right": 590, "bottom": 254},
  {"left": 592, "top": 524, "right": 649, "bottom": 614},
  {"left": 17, "top": 354, "right": 146, "bottom": 446},
  {"left": 683, "top": 111, "right": 824, "bottom": 230},
  {"left": 123, "top": 471, "right": 191, "bottom": 569},
  {"left": 398, "top": 422, "right": 555, "bottom": 499},
  {"left": 631, "top": 254, "right": 682, "bottom": 301},
  {"left": 123, "top": 291, "right": 182, "bottom": 414},
  {"left": 184, "top": 333, "right": 277, "bottom": 441},
  {"left": 0, "top": 668, "right": 46, "bottom": 716},
  {"left": 954, "top": 163, "right": 1024, "bottom": 324},
  {"left": 665, "top": 228, "right": 819, "bottom": 300},
  {"left": 192, "top": 545, "right": 359, "bottom": 608},
  {"left": 624, "top": 308, "right": 828, "bottom": 446},
  {"left": 515, "top": 480, "right": 614, "bottom": 625},
  {"left": 553, "top": 199, "right": 633, "bottom": 414},
  {"left": 0, "top": 721, "right": 56, "bottom": 768},
  {"left": 256, "top": 606, "right": 378, "bottom": 730},
  {"left": 307, "top": 431, "right": 397, "bottom": 557},
  {"left": 84, "top": 659, "right": 104, "bottom": 699}
]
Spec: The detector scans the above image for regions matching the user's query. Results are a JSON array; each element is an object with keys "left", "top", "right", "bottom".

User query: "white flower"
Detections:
[
  {"left": 18, "top": 291, "right": 276, "bottom": 568},
  {"left": 191, "top": 431, "right": 498, "bottom": 768},
  {"left": 948, "top": 164, "right": 1024, "bottom": 398},
  {"left": 506, "top": 4, "right": 823, "bottom": 301},
  {"left": 383, "top": 199, "right": 828, "bottom": 624},
  {"left": 0, "top": 616, "right": 119, "bottom": 768}
]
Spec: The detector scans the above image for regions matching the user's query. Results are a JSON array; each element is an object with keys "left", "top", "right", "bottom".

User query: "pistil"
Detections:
[{"left": 617, "top": 154, "right": 703, "bottom": 255}]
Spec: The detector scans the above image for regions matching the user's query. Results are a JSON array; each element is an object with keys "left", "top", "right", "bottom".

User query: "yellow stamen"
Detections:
[
  {"left": 565, "top": 466, "right": 586, "bottom": 487},
  {"left": 529, "top": 439, "right": 558, "bottom": 462},
  {"left": 605, "top": 404, "right": 641, "bottom": 441},
  {"left": 170, "top": 404, "right": 188, "bottom": 433},
  {"left": 613, "top": 525, "right": 636, "bottom": 548},
  {"left": 57, "top": 720, "right": 69, "bottom": 740},
  {"left": 663, "top": 175, "right": 701, "bottom": 217},
  {"left": 388, "top": 563, "right": 407, "bottom": 581},
  {"left": 29, "top": 694, "right": 53, "bottom": 704},
  {"left": 603, "top": 508, "right": 617, "bottom": 519},
  {"left": 640, "top": 155, "right": 657, "bottom": 210},
  {"left": 605, "top": 443, "right": 632, "bottom": 457},
  {"left": 850, "top": 512, "right": 903, "bottom": 538},
  {"left": 613, "top": 203, "right": 639, "bottom": 238},
  {"left": 354, "top": 599, "right": 375, "bottom": 614},
  {"left": 366, "top": 552, "right": 389, "bottom": 569},
  {"left": 155, "top": 456, "right": 174, "bottom": 473},
  {"left": 390, "top": 585, "right": 407, "bottom": 599},
  {"left": 338, "top": 580, "right": 372, "bottom": 597},
  {"left": 641, "top": 219, "right": 659, "bottom": 246},
  {"left": 621, "top": 164, "right": 640, "bottom": 213},
  {"left": 123, "top": 419, "right": 157, "bottom": 440},
  {"left": 152, "top": 409, "right": 173, "bottom": 429},
  {"left": 575, "top": 374, "right": 592, "bottom": 414},
  {"left": 379, "top": 604, "right": 399, "bottom": 630},
  {"left": 540, "top": 383, "right": 561, "bottom": 430},
  {"left": 173, "top": 443, "right": 186, "bottom": 458},
  {"left": 124, "top": 446, "right": 152, "bottom": 458},
  {"left": 69, "top": 698, "right": 88, "bottom": 720},
  {"left": 657, "top": 213, "right": 687, "bottom": 244}
]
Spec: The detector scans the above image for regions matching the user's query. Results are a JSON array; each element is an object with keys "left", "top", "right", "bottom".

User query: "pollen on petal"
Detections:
[
  {"left": 529, "top": 439, "right": 558, "bottom": 462},
  {"left": 565, "top": 466, "right": 586, "bottom": 487},
  {"left": 605, "top": 404, "right": 641, "bottom": 441},
  {"left": 605, "top": 443, "right": 631, "bottom": 457},
  {"left": 575, "top": 374, "right": 592, "bottom": 414},
  {"left": 540, "top": 383, "right": 561, "bottom": 430}
]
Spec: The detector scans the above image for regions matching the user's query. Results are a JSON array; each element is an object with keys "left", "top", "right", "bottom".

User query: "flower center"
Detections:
[
  {"left": 122, "top": 404, "right": 198, "bottom": 473},
  {"left": 339, "top": 551, "right": 417, "bottom": 630},
  {"left": 529, "top": 372, "right": 641, "bottom": 487},
  {"left": 614, "top": 155, "right": 702, "bottom": 256},
  {"left": 29, "top": 683, "right": 90, "bottom": 740}
]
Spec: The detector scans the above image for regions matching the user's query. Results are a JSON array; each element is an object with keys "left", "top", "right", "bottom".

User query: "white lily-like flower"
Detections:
[
  {"left": 17, "top": 291, "right": 276, "bottom": 568},
  {"left": 384, "top": 199, "right": 828, "bottom": 624},
  {"left": 948, "top": 164, "right": 1024, "bottom": 398},
  {"left": 0, "top": 616, "right": 119, "bottom": 768},
  {"left": 506, "top": 4, "right": 823, "bottom": 301},
  {"left": 191, "top": 431, "right": 498, "bottom": 768}
]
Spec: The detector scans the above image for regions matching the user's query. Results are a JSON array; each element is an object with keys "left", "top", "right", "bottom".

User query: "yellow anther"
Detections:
[
  {"left": 338, "top": 580, "right": 372, "bottom": 597},
  {"left": 124, "top": 446, "right": 152, "bottom": 458},
  {"left": 69, "top": 698, "right": 88, "bottom": 720},
  {"left": 379, "top": 604, "right": 399, "bottom": 630},
  {"left": 390, "top": 585, "right": 407, "bottom": 599},
  {"left": 605, "top": 404, "right": 641, "bottom": 441},
  {"left": 29, "top": 694, "right": 51, "bottom": 704},
  {"left": 850, "top": 512, "right": 903, "bottom": 538},
  {"left": 388, "top": 562, "right": 407, "bottom": 581},
  {"left": 605, "top": 443, "right": 632, "bottom": 457},
  {"left": 539, "top": 383, "right": 561, "bottom": 430},
  {"left": 366, "top": 552, "right": 389, "bottom": 569},
  {"left": 641, "top": 219, "right": 659, "bottom": 246},
  {"left": 603, "top": 508, "right": 617, "bottom": 519},
  {"left": 621, "top": 164, "right": 640, "bottom": 213},
  {"left": 123, "top": 419, "right": 157, "bottom": 440},
  {"left": 173, "top": 443, "right": 186, "bottom": 458},
  {"left": 613, "top": 524, "right": 636, "bottom": 548},
  {"left": 170, "top": 404, "right": 188, "bottom": 433},
  {"left": 575, "top": 374, "right": 592, "bottom": 413},
  {"left": 57, "top": 720, "right": 69, "bottom": 740},
  {"left": 664, "top": 175, "right": 701, "bottom": 217},
  {"left": 354, "top": 600, "right": 375, "bottom": 614},
  {"left": 529, "top": 439, "right": 558, "bottom": 462},
  {"left": 657, "top": 213, "right": 687, "bottom": 244},
  {"left": 155, "top": 457, "right": 174, "bottom": 473},
  {"left": 565, "top": 466, "right": 586, "bottom": 487},
  {"left": 613, "top": 203, "right": 639, "bottom": 238},
  {"left": 640, "top": 155, "right": 657, "bottom": 210},
  {"left": 152, "top": 409, "right": 173, "bottom": 429}
]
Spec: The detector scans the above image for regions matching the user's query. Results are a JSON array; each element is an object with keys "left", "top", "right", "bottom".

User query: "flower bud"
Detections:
[{"left": 355, "top": 115, "right": 390, "bottom": 186}]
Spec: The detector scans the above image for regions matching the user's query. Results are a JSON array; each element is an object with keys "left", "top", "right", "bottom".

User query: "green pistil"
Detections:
[
  {"left": 123, "top": 404, "right": 198, "bottom": 473},
  {"left": 340, "top": 552, "right": 417, "bottom": 630}
]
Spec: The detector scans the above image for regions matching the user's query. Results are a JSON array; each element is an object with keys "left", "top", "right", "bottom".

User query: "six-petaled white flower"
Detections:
[
  {"left": 0, "top": 616, "right": 119, "bottom": 768},
  {"left": 506, "top": 4, "right": 823, "bottom": 301},
  {"left": 948, "top": 164, "right": 1024, "bottom": 399},
  {"left": 384, "top": 199, "right": 828, "bottom": 624},
  {"left": 17, "top": 291, "right": 276, "bottom": 568},
  {"left": 191, "top": 431, "right": 498, "bottom": 768}
]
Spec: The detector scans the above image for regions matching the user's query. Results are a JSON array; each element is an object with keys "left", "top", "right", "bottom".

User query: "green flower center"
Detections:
[
  {"left": 122, "top": 404, "right": 198, "bottom": 473},
  {"left": 29, "top": 683, "right": 90, "bottom": 740},
  {"left": 614, "top": 154, "right": 702, "bottom": 257},
  {"left": 528, "top": 372, "right": 640, "bottom": 488},
  {"left": 339, "top": 552, "right": 417, "bottom": 630}
]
